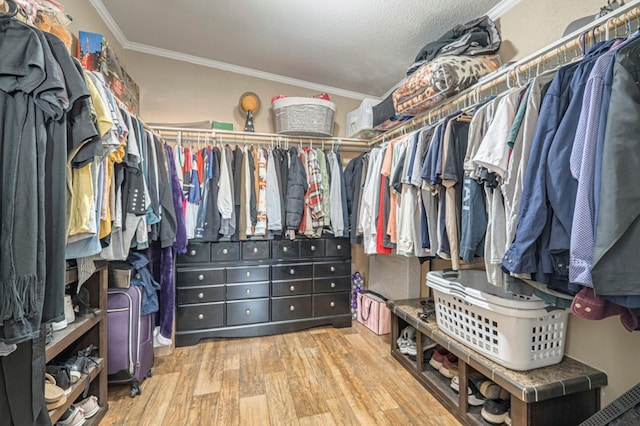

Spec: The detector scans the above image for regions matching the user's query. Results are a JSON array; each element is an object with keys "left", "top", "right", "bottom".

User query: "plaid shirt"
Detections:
[{"left": 303, "top": 147, "right": 324, "bottom": 226}]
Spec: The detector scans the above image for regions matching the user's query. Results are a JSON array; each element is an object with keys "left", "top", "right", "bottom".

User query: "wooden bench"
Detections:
[{"left": 387, "top": 299, "right": 607, "bottom": 426}]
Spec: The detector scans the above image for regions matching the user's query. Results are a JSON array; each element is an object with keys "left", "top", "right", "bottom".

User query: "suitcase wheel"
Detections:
[
  {"left": 146, "top": 369, "right": 153, "bottom": 378},
  {"left": 130, "top": 383, "right": 142, "bottom": 397}
]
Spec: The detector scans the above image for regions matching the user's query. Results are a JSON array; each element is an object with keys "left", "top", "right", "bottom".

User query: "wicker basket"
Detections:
[{"left": 273, "top": 97, "right": 335, "bottom": 137}]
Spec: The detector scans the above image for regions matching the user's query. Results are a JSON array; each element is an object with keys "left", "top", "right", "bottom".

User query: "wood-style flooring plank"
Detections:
[
  {"left": 238, "top": 338, "right": 266, "bottom": 397},
  {"left": 213, "top": 367, "right": 240, "bottom": 426},
  {"left": 261, "top": 334, "right": 285, "bottom": 375},
  {"left": 193, "top": 340, "right": 224, "bottom": 396},
  {"left": 298, "top": 412, "right": 337, "bottom": 426},
  {"left": 264, "top": 371, "right": 299, "bottom": 426},
  {"left": 239, "top": 394, "right": 270, "bottom": 425},
  {"left": 103, "top": 323, "right": 461, "bottom": 426}
]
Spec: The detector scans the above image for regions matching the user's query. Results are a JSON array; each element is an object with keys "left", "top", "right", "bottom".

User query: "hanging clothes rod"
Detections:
[
  {"left": 151, "top": 126, "right": 370, "bottom": 152},
  {"left": 370, "top": 0, "right": 640, "bottom": 146}
]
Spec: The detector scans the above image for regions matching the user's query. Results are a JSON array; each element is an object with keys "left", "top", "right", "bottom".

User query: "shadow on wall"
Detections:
[{"left": 498, "top": 40, "right": 519, "bottom": 64}]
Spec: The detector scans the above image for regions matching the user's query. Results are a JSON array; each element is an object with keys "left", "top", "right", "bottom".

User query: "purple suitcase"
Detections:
[{"left": 107, "top": 286, "right": 154, "bottom": 397}]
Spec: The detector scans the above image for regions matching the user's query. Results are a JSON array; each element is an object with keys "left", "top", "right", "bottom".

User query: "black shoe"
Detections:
[
  {"left": 72, "top": 287, "right": 96, "bottom": 317},
  {"left": 481, "top": 398, "right": 510, "bottom": 425},
  {"left": 46, "top": 365, "right": 71, "bottom": 393}
]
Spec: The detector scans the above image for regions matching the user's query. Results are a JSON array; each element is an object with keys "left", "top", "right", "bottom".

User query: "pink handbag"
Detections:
[{"left": 357, "top": 291, "right": 391, "bottom": 335}]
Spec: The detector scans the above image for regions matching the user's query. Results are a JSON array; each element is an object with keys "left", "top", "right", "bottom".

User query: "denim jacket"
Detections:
[{"left": 127, "top": 252, "right": 160, "bottom": 316}]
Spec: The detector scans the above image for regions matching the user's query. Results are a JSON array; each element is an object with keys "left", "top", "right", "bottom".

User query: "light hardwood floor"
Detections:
[{"left": 101, "top": 322, "right": 460, "bottom": 425}]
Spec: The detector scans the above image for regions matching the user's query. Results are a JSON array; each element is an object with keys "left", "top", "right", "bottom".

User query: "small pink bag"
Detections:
[{"left": 357, "top": 291, "right": 391, "bottom": 335}]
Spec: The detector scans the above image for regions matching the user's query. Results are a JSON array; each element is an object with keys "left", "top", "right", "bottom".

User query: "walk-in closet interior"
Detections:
[{"left": 1, "top": 0, "right": 640, "bottom": 425}]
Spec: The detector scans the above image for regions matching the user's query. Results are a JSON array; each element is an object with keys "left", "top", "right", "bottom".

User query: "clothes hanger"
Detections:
[{"left": 0, "top": 0, "right": 18, "bottom": 18}]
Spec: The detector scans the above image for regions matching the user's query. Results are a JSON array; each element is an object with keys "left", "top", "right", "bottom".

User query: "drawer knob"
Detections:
[
  {"left": 310, "top": 245, "right": 316, "bottom": 251},
  {"left": 198, "top": 292, "right": 204, "bottom": 299},
  {"left": 246, "top": 289, "right": 251, "bottom": 295},
  {"left": 198, "top": 274, "right": 204, "bottom": 281},
  {"left": 222, "top": 248, "right": 228, "bottom": 255},
  {"left": 337, "top": 244, "right": 342, "bottom": 250},
  {"left": 253, "top": 247, "right": 258, "bottom": 253},
  {"left": 190, "top": 250, "right": 197, "bottom": 256},
  {"left": 289, "top": 285, "right": 296, "bottom": 292},
  {"left": 246, "top": 272, "right": 251, "bottom": 277},
  {"left": 290, "top": 305, "right": 295, "bottom": 311},
  {"left": 330, "top": 266, "right": 336, "bottom": 272},
  {"left": 330, "top": 302, "right": 336, "bottom": 308},
  {"left": 283, "top": 247, "right": 288, "bottom": 253},
  {"left": 289, "top": 269, "right": 295, "bottom": 275},
  {"left": 198, "top": 313, "right": 204, "bottom": 320},
  {"left": 245, "top": 309, "right": 251, "bottom": 316},
  {"left": 330, "top": 282, "right": 336, "bottom": 288}
]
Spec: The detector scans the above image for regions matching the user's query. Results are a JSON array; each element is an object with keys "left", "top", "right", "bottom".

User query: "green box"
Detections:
[{"left": 212, "top": 121, "right": 234, "bottom": 131}]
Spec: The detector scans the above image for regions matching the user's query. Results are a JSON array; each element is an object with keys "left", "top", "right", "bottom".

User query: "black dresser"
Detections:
[{"left": 175, "top": 238, "right": 352, "bottom": 347}]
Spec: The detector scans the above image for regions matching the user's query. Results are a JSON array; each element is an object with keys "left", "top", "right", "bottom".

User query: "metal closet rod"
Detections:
[
  {"left": 369, "top": 1, "right": 640, "bottom": 146},
  {"left": 151, "top": 126, "right": 370, "bottom": 152}
]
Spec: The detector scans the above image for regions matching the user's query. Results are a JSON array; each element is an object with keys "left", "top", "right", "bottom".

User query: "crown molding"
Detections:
[
  {"left": 487, "top": 0, "right": 522, "bottom": 20},
  {"left": 90, "top": 0, "right": 373, "bottom": 100},
  {"left": 124, "top": 41, "right": 373, "bottom": 100},
  {"left": 88, "top": 0, "right": 128, "bottom": 48}
]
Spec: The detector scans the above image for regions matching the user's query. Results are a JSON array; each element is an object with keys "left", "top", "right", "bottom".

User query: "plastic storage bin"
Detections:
[
  {"left": 346, "top": 98, "right": 380, "bottom": 139},
  {"left": 273, "top": 97, "right": 335, "bottom": 137},
  {"left": 426, "top": 269, "right": 568, "bottom": 371}
]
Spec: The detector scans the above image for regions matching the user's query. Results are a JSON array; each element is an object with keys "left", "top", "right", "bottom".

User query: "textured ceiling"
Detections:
[{"left": 94, "top": 0, "right": 506, "bottom": 99}]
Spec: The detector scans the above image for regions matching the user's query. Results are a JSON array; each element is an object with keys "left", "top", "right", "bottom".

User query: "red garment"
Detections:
[
  {"left": 376, "top": 175, "right": 392, "bottom": 254},
  {"left": 196, "top": 148, "right": 205, "bottom": 186}
]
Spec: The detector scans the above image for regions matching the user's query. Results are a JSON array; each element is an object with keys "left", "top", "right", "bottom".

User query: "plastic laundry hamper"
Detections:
[{"left": 426, "top": 270, "right": 569, "bottom": 371}]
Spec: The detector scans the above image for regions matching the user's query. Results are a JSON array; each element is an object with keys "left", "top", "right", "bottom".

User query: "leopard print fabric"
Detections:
[{"left": 393, "top": 55, "right": 501, "bottom": 116}]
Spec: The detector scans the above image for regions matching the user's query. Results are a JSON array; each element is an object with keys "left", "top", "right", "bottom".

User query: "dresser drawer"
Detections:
[
  {"left": 313, "top": 292, "right": 350, "bottom": 317},
  {"left": 226, "top": 282, "right": 270, "bottom": 300},
  {"left": 271, "top": 263, "right": 313, "bottom": 281},
  {"left": 177, "top": 243, "right": 211, "bottom": 263},
  {"left": 226, "top": 265, "right": 270, "bottom": 283},
  {"left": 177, "top": 302, "right": 224, "bottom": 330},
  {"left": 314, "top": 276, "right": 351, "bottom": 293},
  {"left": 177, "top": 285, "right": 225, "bottom": 305},
  {"left": 226, "top": 299, "right": 270, "bottom": 326},
  {"left": 325, "top": 238, "right": 350, "bottom": 258},
  {"left": 314, "top": 261, "right": 351, "bottom": 277},
  {"left": 271, "top": 279, "right": 313, "bottom": 296},
  {"left": 272, "top": 240, "right": 299, "bottom": 259},
  {"left": 299, "top": 239, "right": 326, "bottom": 258},
  {"left": 176, "top": 268, "right": 225, "bottom": 287},
  {"left": 211, "top": 242, "right": 240, "bottom": 262},
  {"left": 272, "top": 296, "right": 312, "bottom": 321},
  {"left": 241, "top": 241, "right": 270, "bottom": 260}
]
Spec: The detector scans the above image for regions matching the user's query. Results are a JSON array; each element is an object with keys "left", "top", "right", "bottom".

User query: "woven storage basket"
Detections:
[
  {"left": 273, "top": 97, "right": 335, "bottom": 137},
  {"left": 427, "top": 270, "right": 568, "bottom": 371}
]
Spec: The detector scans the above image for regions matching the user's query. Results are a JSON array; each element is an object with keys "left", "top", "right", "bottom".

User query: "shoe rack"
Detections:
[
  {"left": 388, "top": 299, "right": 607, "bottom": 426},
  {"left": 45, "top": 262, "right": 109, "bottom": 425}
]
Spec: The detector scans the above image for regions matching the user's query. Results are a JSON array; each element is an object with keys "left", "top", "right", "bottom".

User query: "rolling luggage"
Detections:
[{"left": 107, "top": 285, "right": 154, "bottom": 397}]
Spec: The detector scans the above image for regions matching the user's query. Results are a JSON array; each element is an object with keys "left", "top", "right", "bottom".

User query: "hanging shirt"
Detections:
[
  {"left": 266, "top": 149, "right": 282, "bottom": 231},
  {"left": 254, "top": 148, "right": 268, "bottom": 235},
  {"left": 328, "top": 152, "right": 345, "bottom": 238}
]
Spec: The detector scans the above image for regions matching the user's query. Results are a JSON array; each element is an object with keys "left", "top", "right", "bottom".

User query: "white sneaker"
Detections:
[
  {"left": 64, "top": 295, "right": 75, "bottom": 325},
  {"left": 51, "top": 318, "right": 67, "bottom": 332}
]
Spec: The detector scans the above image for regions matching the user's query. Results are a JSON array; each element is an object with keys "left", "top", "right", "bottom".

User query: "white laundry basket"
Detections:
[{"left": 427, "top": 270, "right": 568, "bottom": 371}]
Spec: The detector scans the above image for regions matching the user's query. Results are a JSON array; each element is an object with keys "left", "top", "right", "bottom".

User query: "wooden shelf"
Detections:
[
  {"left": 47, "top": 264, "right": 109, "bottom": 424},
  {"left": 45, "top": 310, "right": 104, "bottom": 363},
  {"left": 48, "top": 358, "right": 104, "bottom": 424}
]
